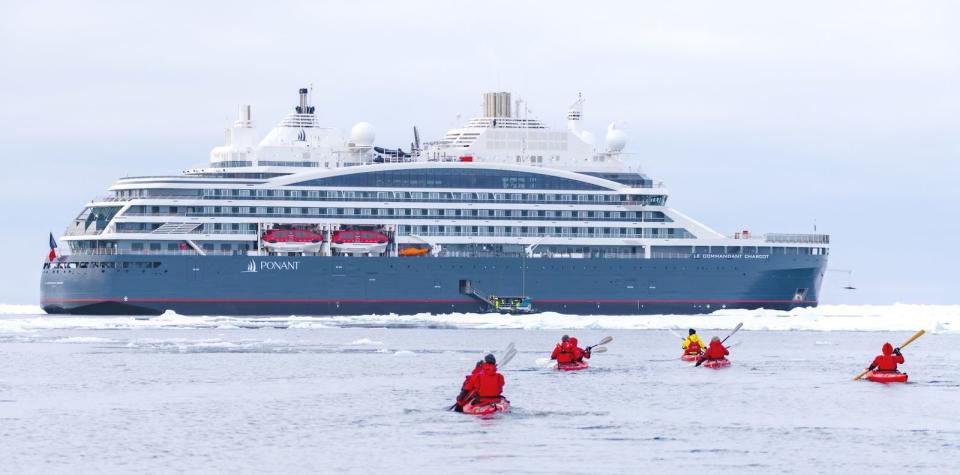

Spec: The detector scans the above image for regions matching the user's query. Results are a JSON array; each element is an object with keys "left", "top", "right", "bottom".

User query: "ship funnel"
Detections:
[
  {"left": 483, "top": 92, "right": 512, "bottom": 118},
  {"left": 236, "top": 104, "right": 252, "bottom": 128},
  {"left": 295, "top": 87, "right": 314, "bottom": 114}
]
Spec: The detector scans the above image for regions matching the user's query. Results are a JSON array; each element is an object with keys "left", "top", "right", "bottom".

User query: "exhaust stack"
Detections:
[{"left": 295, "top": 87, "right": 314, "bottom": 114}]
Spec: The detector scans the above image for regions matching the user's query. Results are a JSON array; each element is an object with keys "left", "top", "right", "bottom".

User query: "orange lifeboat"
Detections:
[{"left": 399, "top": 247, "right": 429, "bottom": 256}]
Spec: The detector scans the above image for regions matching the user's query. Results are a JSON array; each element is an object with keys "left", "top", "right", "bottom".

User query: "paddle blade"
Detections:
[
  {"left": 721, "top": 323, "right": 744, "bottom": 344},
  {"left": 500, "top": 348, "right": 518, "bottom": 368},
  {"left": 667, "top": 328, "right": 686, "bottom": 340},
  {"left": 534, "top": 357, "right": 553, "bottom": 367},
  {"left": 852, "top": 368, "right": 871, "bottom": 381},
  {"left": 590, "top": 346, "right": 607, "bottom": 353},
  {"left": 595, "top": 336, "right": 613, "bottom": 346}
]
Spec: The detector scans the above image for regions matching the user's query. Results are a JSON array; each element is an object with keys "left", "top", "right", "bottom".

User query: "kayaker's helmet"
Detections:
[
  {"left": 711, "top": 336, "right": 720, "bottom": 342},
  {"left": 484, "top": 353, "right": 496, "bottom": 364},
  {"left": 562, "top": 335, "right": 569, "bottom": 342},
  {"left": 689, "top": 329, "right": 696, "bottom": 335}
]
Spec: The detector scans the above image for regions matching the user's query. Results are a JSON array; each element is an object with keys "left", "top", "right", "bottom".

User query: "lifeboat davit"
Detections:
[
  {"left": 262, "top": 229, "right": 324, "bottom": 253},
  {"left": 331, "top": 230, "right": 389, "bottom": 255},
  {"left": 399, "top": 247, "right": 429, "bottom": 256}
]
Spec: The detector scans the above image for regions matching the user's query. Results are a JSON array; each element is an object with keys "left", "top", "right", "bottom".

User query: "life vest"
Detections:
[
  {"left": 552, "top": 342, "right": 574, "bottom": 364},
  {"left": 705, "top": 341, "right": 729, "bottom": 359},
  {"left": 872, "top": 343, "right": 904, "bottom": 371},
  {"left": 683, "top": 334, "right": 704, "bottom": 353},
  {"left": 471, "top": 363, "right": 504, "bottom": 399}
]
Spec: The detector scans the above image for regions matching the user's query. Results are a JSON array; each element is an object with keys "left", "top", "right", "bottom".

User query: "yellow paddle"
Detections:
[{"left": 853, "top": 329, "right": 925, "bottom": 381}]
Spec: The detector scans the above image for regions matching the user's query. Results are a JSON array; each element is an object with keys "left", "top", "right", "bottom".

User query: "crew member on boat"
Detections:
[
  {"left": 551, "top": 335, "right": 574, "bottom": 364},
  {"left": 569, "top": 337, "right": 591, "bottom": 362},
  {"left": 868, "top": 343, "right": 904, "bottom": 373},
  {"left": 453, "top": 361, "right": 484, "bottom": 412},
  {"left": 465, "top": 354, "right": 505, "bottom": 404},
  {"left": 702, "top": 336, "right": 729, "bottom": 361},
  {"left": 682, "top": 329, "right": 705, "bottom": 356}
]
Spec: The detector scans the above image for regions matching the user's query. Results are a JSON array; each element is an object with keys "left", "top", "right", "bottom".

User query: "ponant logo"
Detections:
[{"left": 242, "top": 260, "right": 300, "bottom": 273}]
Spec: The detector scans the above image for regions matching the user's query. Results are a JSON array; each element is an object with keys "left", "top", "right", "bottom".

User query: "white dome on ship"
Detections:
[
  {"left": 605, "top": 123, "right": 627, "bottom": 152},
  {"left": 350, "top": 122, "right": 376, "bottom": 148}
]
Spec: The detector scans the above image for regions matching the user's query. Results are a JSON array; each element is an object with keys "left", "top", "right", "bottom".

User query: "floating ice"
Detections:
[
  {"left": 0, "top": 303, "right": 957, "bottom": 333},
  {"left": 348, "top": 338, "right": 383, "bottom": 345},
  {"left": 52, "top": 336, "right": 114, "bottom": 344}
]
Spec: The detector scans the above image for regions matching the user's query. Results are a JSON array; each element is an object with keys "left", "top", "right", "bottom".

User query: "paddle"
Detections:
[
  {"left": 695, "top": 322, "right": 743, "bottom": 367},
  {"left": 667, "top": 328, "right": 686, "bottom": 340},
  {"left": 585, "top": 336, "right": 613, "bottom": 353},
  {"left": 500, "top": 348, "right": 518, "bottom": 367},
  {"left": 852, "top": 330, "right": 925, "bottom": 381}
]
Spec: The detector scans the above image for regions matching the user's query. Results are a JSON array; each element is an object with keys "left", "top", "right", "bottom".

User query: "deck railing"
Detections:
[{"left": 764, "top": 233, "right": 830, "bottom": 244}]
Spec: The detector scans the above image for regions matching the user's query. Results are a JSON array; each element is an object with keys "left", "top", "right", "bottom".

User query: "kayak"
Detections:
[
  {"left": 557, "top": 361, "right": 589, "bottom": 371},
  {"left": 700, "top": 358, "right": 731, "bottom": 369},
  {"left": 462, "top": 397, "right": 510, "bottom": 415},
  {"left": 681, "top": 353, "right": 701, "bottom": 362},
  {"left": 866, "top": 370, "right": 908, "bottom": 383}
]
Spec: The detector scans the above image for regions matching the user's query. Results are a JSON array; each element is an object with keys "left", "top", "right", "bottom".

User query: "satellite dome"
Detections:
[
  {"left": 605, "top": 123, "right": 627, "bottom": 152},
  {"left": 350, "top": 122, "right": 376, "bottom": 148}
]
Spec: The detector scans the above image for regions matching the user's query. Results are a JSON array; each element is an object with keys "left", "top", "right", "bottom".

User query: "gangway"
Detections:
[{"left": 460, "top": 281, "right": 534, "bottom": 314}]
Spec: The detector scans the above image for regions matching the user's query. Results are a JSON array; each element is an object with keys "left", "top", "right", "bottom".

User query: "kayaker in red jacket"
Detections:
[
  {"left": 551, "top": 335, "right": 575, "bottom": 364},
  {"left": 466, "top": 354, "right": 505, "bottom": 404},
  {"left": 703, "top": 337, "right": 729, "bottom": 360},
  {"left": 868, "top": 343, "right": 904, "bottom": 372},
  {"left": 453, "top": 361, "right": 484, "bottom": 412},
  {"left": 569, "top": 337, "right": 591, "bottom": 362}
]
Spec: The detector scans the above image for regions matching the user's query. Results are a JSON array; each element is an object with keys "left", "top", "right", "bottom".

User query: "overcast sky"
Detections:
[{"left": 1, "top": 0, "right": 958, "bottom": 305}]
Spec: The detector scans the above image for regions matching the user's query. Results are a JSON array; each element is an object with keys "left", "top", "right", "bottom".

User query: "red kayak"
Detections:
[
  {"left": 462, "top": 397, "right": 510, "bottom": 415},
  {"left": 700, "top": 358, "right": 731, "bottom": 369},
  {"left": 681, "top": 353, "right": 701, "bottom": 362},
  {"left": 866, "top": 370, "right": 908, "bottom": 383},
  {"left": 557, "top": 361, "right": 589, "bottom": 371}
]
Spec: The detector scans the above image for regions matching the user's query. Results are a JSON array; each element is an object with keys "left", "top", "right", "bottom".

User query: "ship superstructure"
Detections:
[{"left": 41, "top": 88, "right": 828, "bottom": 315}]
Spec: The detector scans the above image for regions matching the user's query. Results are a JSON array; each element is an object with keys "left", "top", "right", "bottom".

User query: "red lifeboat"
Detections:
[
  {"left": 262, "top": 229, "right": 324, "bottom": 253},
  {"left": 331, "top": 230, "right": 390, "bottom": 255}
]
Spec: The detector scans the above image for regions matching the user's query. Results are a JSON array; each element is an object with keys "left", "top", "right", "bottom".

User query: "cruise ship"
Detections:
[{"left": 40, "top": 88, "right": 829, "bottom": 316}]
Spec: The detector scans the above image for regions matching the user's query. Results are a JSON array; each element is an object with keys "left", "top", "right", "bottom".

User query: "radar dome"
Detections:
[
  {"left": 350, "top": 122, "right": 376, "bottom": 148},
  {"left": 605, "top": 123, "right": 627, "bottom": 152}
]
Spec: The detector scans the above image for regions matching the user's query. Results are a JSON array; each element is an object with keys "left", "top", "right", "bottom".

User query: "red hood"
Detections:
[
  {"left": 882, "top": 343, "right": 893, "bottom": 355},
  {"left": 569, "top": 338, "right": 579, "bottom": 347}
]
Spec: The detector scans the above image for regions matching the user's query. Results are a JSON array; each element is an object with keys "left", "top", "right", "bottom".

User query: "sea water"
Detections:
[{"left": 1, "top": 305, "right": 958, "bottom": 474}]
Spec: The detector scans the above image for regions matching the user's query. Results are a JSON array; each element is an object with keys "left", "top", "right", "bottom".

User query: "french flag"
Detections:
[{"left": 48, "top": 232, "right": 58, "bottom": 262}]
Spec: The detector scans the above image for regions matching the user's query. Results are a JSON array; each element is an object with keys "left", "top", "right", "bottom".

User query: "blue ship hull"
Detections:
[{"left": 40, "top": 253, "right": 826, "bottom": 316}]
